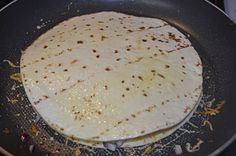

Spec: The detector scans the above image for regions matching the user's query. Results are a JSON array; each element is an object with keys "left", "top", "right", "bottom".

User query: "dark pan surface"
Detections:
[{"left": 0, "top": 0, "right": 236, "bottom": 155}]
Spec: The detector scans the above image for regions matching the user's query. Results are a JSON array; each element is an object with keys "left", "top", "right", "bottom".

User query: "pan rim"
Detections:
[{"left": 0, "top": 0, "right": 235, "bottom": 155}]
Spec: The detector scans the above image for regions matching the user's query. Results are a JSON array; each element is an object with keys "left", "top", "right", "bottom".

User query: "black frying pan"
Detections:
[{"left": 0, "top": 0, "right": 236, "bottom": 155}]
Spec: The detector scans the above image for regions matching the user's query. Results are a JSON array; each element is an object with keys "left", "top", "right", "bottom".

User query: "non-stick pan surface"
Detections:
[{"left": 0, "top": 0, "right": 236, "bottom": 155}]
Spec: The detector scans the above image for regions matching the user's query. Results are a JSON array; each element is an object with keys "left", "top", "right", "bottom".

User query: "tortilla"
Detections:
[{"left": 20, "top": 12, "right": 202, "bottom": 142}]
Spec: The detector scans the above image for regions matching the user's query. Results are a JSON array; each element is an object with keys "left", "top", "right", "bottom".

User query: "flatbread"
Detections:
[{"left": 20, "top": 12, "right": 202, "bottom": 142}]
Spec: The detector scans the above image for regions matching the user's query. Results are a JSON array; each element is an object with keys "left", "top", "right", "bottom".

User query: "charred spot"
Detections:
[
  {"left": 147, "top": 47, "right": 151, "bottom": 50},
  {"left": 105, "top": 26, "right": 109, "bottom": 28},
  {"left": 151, "top": 70, "right": 156, "bottom": 73},
  {"left": 131, "top": 114, "right": 136, "bottom": 118},
  {"left": 166, "top": 99, "right": 170, "bottom": 102},
  {"left": 138, "top": 76, "right": 143, "bottom": 81},
  {"left": 181, "top": 56, "right": 185, "bottom": 60},
  {"left": 128, "top": 29, "right": 133, "bottom": 32},
  {"left": 89, "top": 34, "right": 94, "bottom": 38},
  {"left": 77, "top": 40, "right": 83, "bottom": 44},
  {"left": 57, "top": 44, "right": 60, "bottom": 47},
  {"left": 152, "top": 37, "right": 157, "bottom": 41},
  {"left": 182, "top": 65, "right": 186, "bottom": 68},
  {"left": 165, "top": 65, "right": 170, "bottom": 68},
  {"left": 122, "top": 94, "right": 125, "bottom": 98},
  {"left": 114, "top": 50, "right": 118, "bottom": 53},
  {"left": 181, "top": 79, "right": 184, "bottom": 82},
  {"left": 182, "top": 71, "right": 186, "bottom": 75},
  {"left": 118, "top": 121, "right": 122, "bottom": 124},
  {"left": 35, "top": 70, "right": 38, "bottom": 73},
  {"left": 105, "top": 67, "right": 111, "bottom": 71},
  {"left": 58, "top": 63, "right": 62, "bottom": 67},
  {"left": 153, "top": 53, "right": 158, "bottom": 57},
  {"left": 51, "top": 71, "right": 55, "bottom": 74},
  {"left": 161, "top": 101, "right": 165, "bottom": 105},
  {"left": 116, "top": 58, "right": 121, "bottom": 61},
  {"left": 143, "top": 93, "right": 148, "bottom": 97},
  {"left": 43, "top": 45, "right": 48, "bottom": 49},
  {"left": 123, "top": 26, "right": 127, "bottom": 29},
  {"left": 100, "top": 28, "right": 104, "bottom": 31},
  {"left": 101, "top": 35, "right": 108, "bottom": 41},
  {"left": 41, "top": 57, "right": 45, "bottom": 60},
  {"left": 139, "top": 26, "right": 145, "bottom": 30},
  {"left": 126, "top": 87, "right": 130, "bottom": 91},
  {"left": 142, "top": 39, "right": 147, "bottom": 42},
  {"left": 86, "top": 24, "right": 91, "bottom": 26},
  {"left": 125, "top": 118, "right": 129, "bottom": 121},
  {"left": 104, "top": 85, "right": 108, "bottom": 90},
  {"left": 43, "top": 95, "right": 49, "bottom": 99},
  {"left": 157, "top": 73, "right": 165, "bottom": 79},
  {"left": 96, "top": 55, "right": 100, "bottom": 58},
  {"left": 121, "top": 80, "right": 125, "bottom": 83},
  {"left": 61, "top": 88, "right": 66, "bottom": 92},
  {"left": 67, "top": 48, "right": 72, "bottom": 52},
  {"left": 92, "top": 49, "right": 97, "bottom": 53},
  {"left": 109, "top": 18, "right": 114, "bottom": 21},
  {"left": 82, "top": 65, "right": 87, "bottom": 69},
  {"left": 43, "top": 76, "right": 47, "bottom": 79},
  {"left": 64, "top": 69, "right": 68, "bottom": 72},
  {"left": 35, "top": 80, "right": 39, "bottom": 83},
  {"left": 126, "top": 48, "right": 131, "bottom": 51},
  {"left": 141, "top": 130, "right": 145, "bottom": 134}
]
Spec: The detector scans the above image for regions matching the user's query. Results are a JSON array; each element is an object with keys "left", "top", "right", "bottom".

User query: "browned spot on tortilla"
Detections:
[
  {"left": 41, "top": 57, "right": 45, "bottom": 60},
  {"left": 67, "top": 48, "right": 72, "bottom": 52},
  {"left": 128, "top": 29, "right": 133, "bottom": 32},
  {"left": 126, "top": 87, "right": 130, "bottom": 91},
  {"left": 104, "top": 85, "right": 108, "bottom": 90},
  {"left": 105, "top": 67, "right": 111, "bottom": 71},
  {"left": 142, "top": 39, "right": 147, "bottom": 42},
  {"left": 122, "top": 94, "right": 125, "bottom": 98},
  {"left": 184, "top": 106, "right": 191, "bottom": 113},
  {"left": 70, "top": 59, "right": 78, "bottom": 64},
  {"left": 143, "top": 93, "right": 148, "bottom": 97},
  {"left": 121, "top": 80, "right": 125, "bottom": 83},
  {"left": 64, "top": 69, "right": 68, "bottom": 72},
  {"left": 114, "top": 50, "right": 118, "bottom": 53},
  {"left": 77, "top": 41, "right": 83, "bottom": 44},
  {"left": 161, "top": 101, "right": 165, "bottom": 105},
  {"left": 86, "top": 24, "right": 91, "bottom": 26},
  {"left": 61, "top": 88, "right": 66, "bottom": 92},
  {"left": 138, "top": 76, "right": 143, "bottom": 81},
  {"left": 96, "top": 54, "right": 100, "bottom": 58},
  {"left": 157, "top": 73, "right": 165, "bottom": 79},
  {"left": 35, "top": 70, "right": 38, "bottom": 73},
  {"left": 118, "top": 121, "right": 122, "bottom": 124},
  {"left": 131, "top": 114, "right": 136, "bottom": 118},
  {"left": 101, "top": 35, "right": 108, "bottom": 41},
  {"left": 141, "top": 130, "right": 145, "bottom": 134},
  {"left": 90, "top": 34, "right": 94, "bottom": 38},
  {"left": 116, "top": 58, "right": 121, "bottom": 61},
  {"left": 139, "top": 26, "right": 145, "bottom": 30},
  {"left": 165, "top": 65, "right": 170, "bottom": 68},
  {"left": 92, "top": 49, "right": 97, "bottom": 53},
  {"left": 43, "top": 76, "right": 47, "bottom": 79},
  {"left": 82, "top": 65, "right": 87, "bottom": 69},
  {"left": 43, "top": 45, "right": 48, "bottom": 49}
]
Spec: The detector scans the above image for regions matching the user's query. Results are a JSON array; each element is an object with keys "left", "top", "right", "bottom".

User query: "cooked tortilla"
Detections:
[{"left": 20, "top": 12, "right": 202, "bottom": 142}]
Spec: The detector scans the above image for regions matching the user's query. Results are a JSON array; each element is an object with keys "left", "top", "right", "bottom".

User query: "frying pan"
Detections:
[{"left": 0, "top": 0, "right": 236, "bottom": 155}]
